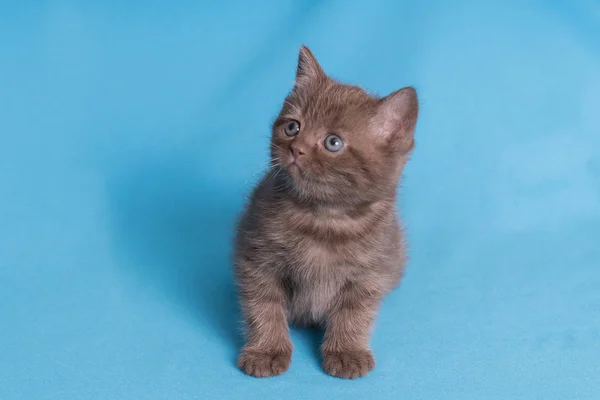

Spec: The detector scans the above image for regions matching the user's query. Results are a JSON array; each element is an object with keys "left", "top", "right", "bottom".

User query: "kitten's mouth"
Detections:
[
  {"left": 285, "top": 159, "right": 305, "bottom": 180},
  {"left": 281, "top": 155, "right": 314, "bottom": 182},
  {"left": 286, "top": 157, "right": 302, "bottom": 170}
]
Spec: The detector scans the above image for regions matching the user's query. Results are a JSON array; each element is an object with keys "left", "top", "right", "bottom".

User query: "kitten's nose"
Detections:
[{"left": 290, "top": 144, "right": 306, "bottom": 159}]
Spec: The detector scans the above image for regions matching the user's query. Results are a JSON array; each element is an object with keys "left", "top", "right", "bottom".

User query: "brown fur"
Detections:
[{"left": 234, "top": 46, "right": 418, "bottom": 379}]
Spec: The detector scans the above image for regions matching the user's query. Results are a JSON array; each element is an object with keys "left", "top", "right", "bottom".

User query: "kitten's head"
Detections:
[{"left": 271, "top": 46, "right": 418, "bottom": 205}]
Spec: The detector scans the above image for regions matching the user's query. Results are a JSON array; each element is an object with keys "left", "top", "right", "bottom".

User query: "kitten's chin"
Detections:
[
  {"left": 284, "top": 160, "right": 305, "bottom": 180},
  {"left": 282, "top": 163, "right": 309, "bottom": 191},
  {"left": 283, "top": 166, "right": 336, "bottom": 202},
  {"left": 287, "top": 162, "right": 301, "bottom": 174}
]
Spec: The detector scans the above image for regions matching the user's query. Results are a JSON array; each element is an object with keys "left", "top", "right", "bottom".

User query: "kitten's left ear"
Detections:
[
  {"left": 296, "top": 45, "right": 326, "bottom": 84},
  {"left": 372, "top": 87, "right": 419, "bottom": 153}
]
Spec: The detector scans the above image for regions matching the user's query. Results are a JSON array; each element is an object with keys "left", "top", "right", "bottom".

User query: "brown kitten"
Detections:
[{"left": 234, "top": 46, "right": 418, "bottom": 379}]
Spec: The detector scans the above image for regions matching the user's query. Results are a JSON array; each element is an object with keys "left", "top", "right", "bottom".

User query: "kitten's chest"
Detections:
[
  {"left": 288, "top": 275, "right": 342, "bottom": 325},
  {"left": 283, "top": 240, "right": 350, "bottom": 324}
]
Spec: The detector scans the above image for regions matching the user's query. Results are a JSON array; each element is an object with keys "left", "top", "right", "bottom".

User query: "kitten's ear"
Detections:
[
  {"left": 372, "top": 87, "right": 419, "bottom": 153},
  {"left": 295, "top": 45, "right": 326, "bottom": 83}
]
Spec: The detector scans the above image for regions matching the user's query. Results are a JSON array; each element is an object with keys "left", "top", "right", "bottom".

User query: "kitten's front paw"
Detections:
[
  {"left": 238, "top": 349, "right": 291, "bottom": 378},
  {"left": 323, "top": 349, "right": 375, "bottom": 379}
]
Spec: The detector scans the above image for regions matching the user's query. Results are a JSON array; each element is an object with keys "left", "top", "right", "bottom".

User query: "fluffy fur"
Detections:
[{"left": 234, "top": 46, "right": 418, "bottom": 379}]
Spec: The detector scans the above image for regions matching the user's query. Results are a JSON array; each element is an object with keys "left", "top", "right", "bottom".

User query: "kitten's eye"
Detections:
[
  {"left": 324, "top": 134, "right": 344, "bottom": 152},
  {"left": 284, "top": 120, "right": 301, "bottom": 137}
]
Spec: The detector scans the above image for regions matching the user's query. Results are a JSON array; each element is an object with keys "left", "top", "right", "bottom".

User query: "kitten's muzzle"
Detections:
[{"left": 286, "top": 143, "right": 307, "bottom": 169}]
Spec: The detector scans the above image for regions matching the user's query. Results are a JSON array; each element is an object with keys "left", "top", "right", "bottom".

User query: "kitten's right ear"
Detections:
[
  {"left": 295, "top": 45, "right": 326, "bottom": 84},
  {"left": 372, "top": 87, "right": 419, "bottom": 153}
]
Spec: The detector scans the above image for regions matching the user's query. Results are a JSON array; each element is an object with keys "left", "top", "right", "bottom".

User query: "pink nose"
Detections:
[{"left": 290, "top": 144, "right": 306, "bottom": 159}]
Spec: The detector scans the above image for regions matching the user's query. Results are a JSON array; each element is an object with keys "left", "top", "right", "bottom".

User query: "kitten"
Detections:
[{"left": 234, "top": 46, "right": 418, "bottom": 379}]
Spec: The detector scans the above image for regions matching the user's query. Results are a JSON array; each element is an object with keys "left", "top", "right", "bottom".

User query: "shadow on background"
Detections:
[
  {"left": 103, "top": 144, "right": 338, "bottom": 369},
  {"left": 106, "top": 151, "right": 244, "bottom": 361}
]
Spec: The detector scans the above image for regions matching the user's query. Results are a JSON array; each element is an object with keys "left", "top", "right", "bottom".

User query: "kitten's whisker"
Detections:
[
  {"left": 269, "top": 144, "right": 287, "bottom": 155},
  {"left": 243, "top": 155, "right": 284, "bottom": 187}
]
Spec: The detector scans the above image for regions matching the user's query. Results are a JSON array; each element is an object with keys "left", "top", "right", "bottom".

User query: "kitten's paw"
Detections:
[
  {"left": 238, "top": 349, "right": 291, "bottom": 378},
  {"left": 322, "top": 349, "right": 375, "bottom": 379}
]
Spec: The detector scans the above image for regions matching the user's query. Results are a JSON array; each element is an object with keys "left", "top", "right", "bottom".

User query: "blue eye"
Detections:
[
  {"left": 284, "top": 120, "right": 300, "bottom": 137},
  {"left": 324, "top": 134, "right": 344, "bottom": 152}
]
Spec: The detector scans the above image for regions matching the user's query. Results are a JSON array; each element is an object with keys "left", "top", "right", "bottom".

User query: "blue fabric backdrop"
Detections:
[{"left": 1, "top": 1, "right": 599, "bottom": 398}]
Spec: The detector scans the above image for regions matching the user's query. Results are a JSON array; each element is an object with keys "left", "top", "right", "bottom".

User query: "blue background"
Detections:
[{"left": 1, "top": 1, "right": 599, "bottom": 398}]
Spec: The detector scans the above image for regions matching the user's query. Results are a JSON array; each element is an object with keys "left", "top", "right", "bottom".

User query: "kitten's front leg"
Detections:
[
  {"left": 237, "top": 265, "right": 292, "bottom": 377},
  {"left": 322, "top": 282, "right": 381, "bottom": 379}
]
